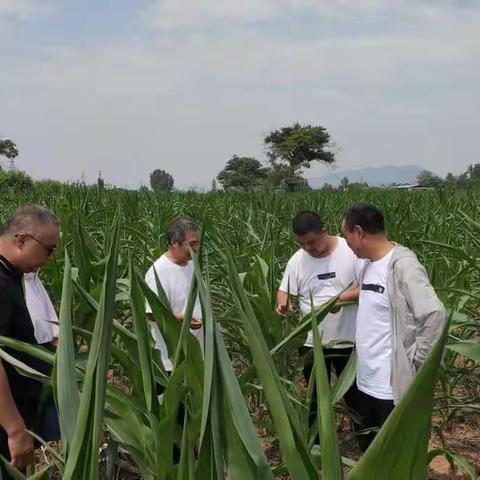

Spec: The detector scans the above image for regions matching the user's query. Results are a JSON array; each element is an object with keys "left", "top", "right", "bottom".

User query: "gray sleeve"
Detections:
[{"left": 397, "top": 257, "right": 446, "bottom": 367}]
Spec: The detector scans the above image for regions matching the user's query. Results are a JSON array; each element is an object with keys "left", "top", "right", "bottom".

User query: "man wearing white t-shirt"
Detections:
[
  {"left": 145, "top": 216, "right": 203, "bottom": 375},
  {"left": 342, "top": 204, "right": 445, "bottom": 451},
  {"left": 276, "top": 211, "right": 363, "bottom": 424}
]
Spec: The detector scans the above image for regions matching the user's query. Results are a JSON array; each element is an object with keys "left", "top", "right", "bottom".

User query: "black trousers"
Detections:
[
  {"left": 354, "top": 389, "right": 394, "bottom": 452},
  {"left": 299, "top": 346, "right": 358, "bottom": 428}
]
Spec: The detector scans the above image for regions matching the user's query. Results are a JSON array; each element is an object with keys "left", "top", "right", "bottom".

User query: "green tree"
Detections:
[
  {"left": 320, "top": 183, "right": 335, "bottom": 192},
  {"left": 150, "top": 169, "right": 174, "bottom": 193},
  {"left": 349, "top": 181, "right": 369, "bottom": 189},
  {"left": 467, "top": 163, "right": 480, "bottom": 179},
  {"left": 0, "top": 138, "right": 19, "bottom": 161},
  {"left": 456, "top": 172, "right": 468, "bottom": 185},
  {"left": 264, "top": 123, "right": 335, "bottom": 191},
  {"left": 264, "top": 164, "right": 312, "bottom": 192},
  {"left": 445, "top": 172, "right": 456, "bottom": 184},
  {"left": 417, "top": 170, "right": 443, "bottom": 187},
  {"left": 340, "top": 176, "right": 350, "bottom": 190},
  {"left": 217, "top": 155, "right": 267, "bottom": 190},
  {"left": 97, "top": 171, "right": 105, "bottom": 189},
  {"left": 0, "top": 170, "right": 33, "bottom": 191}
]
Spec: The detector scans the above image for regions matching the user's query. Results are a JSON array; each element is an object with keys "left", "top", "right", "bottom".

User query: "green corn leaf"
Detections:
[
  {"left": 54, "top": 251, "right": 80, "bottom": 455},
  {"left": 215, "top": 327, "right": 273, "bottom": 479},
  {"left": 348, "top": 323, "right": 449, "bottom": 480},
  {"left": 0, "top": 348, "right": 49, "bottom": 383},
  {"left": 331, "top": 350, "right": 357, "bottom": 405},
  {"left": 129, "top": 261, "right": 160, "bottom": 415},
  {"left": 63, "top": 213, "right": 120, "bottom": 479},
  {"left": 446, "top": 340, "right": 480, "bottom": 363},
  {"left": 223, "top": 246, "right": 316, "bottom": 480},
  {"left": 312, "top": 309, "right": 343, "bottom": 479},
  {"left": 427, "top": 448, "right": 477, "bottom": 480}
]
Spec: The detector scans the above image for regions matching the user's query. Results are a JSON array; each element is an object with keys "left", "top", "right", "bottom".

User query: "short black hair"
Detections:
[
  {"left": 166, "top": 216, "right": 198, "bottom": 245},
  {"left": 292, "top": 210, "right": 324, "bottom": 236},
  {"left": 344, "top": 204, "right": 385, "bottom": 234}
]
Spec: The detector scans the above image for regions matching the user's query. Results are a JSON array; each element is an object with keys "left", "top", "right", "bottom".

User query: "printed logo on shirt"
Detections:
[
  {"left": 361, "top": 283, "right": 385, "bottom": 294},
  {"left": 317, "top": 272, "right": 336, "bottom": 280}
]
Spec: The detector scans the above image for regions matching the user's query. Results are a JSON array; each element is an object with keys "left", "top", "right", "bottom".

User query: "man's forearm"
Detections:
[
  {"left": 0, "top": 361, "right": 25, "bottom": 435},
  {"left": 277, "top": 290, "right": 288, "bottom": 306},
  {"left": 339, "top": 286, "right": 360, "bottom": 303}
]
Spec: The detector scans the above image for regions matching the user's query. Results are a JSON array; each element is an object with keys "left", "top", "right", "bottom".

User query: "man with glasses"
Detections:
[{"left": 0, "top": 204, "right": 59, "bottom": 478}]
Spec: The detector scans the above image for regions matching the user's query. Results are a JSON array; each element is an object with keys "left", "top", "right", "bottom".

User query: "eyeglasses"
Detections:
[{"left": 16, "top": 233, "right": 56, "bottom": 257}]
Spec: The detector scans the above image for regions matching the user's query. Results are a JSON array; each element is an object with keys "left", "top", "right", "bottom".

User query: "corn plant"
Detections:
[{"left": 0, "top": 185, "right": 478, "bottom": 478}]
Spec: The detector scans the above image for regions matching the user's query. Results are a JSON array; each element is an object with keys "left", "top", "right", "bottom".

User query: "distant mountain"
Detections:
[{"left": 309, "top": 165, "right": 427, "bottom": 188}]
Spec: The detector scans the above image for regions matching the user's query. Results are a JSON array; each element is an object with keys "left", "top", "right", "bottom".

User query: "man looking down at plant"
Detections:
[
  {"left": 275, "top": 210, "right": 364, "bottom": 422},
  {"left": 0, "top": 205, "right": 59, "bottom": 478},
  {"left": 341, "top": 204, "right": 446, "bottom": 451},
  {"left": 145, "top": 216, "right": 203, "bottom": 374}
]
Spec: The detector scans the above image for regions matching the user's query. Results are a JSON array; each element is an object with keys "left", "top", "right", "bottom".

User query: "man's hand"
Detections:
[
  {"left": 8, "top": 428, "right": 34, "bottom": 470},
  {"left": 0, "top": 361, "right": 34, "bottom": 471},
  {"left": 339, "top": 287, "right": 360, "bottom": 303},
  {"left": 275, "top": 303, "right": 287, "bottom": 316},
  {"left": 190, "top": 317, "right": 203, "bottom": 330},
  {"left": 276, "top": 290, "right": 296, "bottom": 316}
]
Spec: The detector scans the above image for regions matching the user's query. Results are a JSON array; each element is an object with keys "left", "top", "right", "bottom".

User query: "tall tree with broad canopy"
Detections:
[
  {"left": 150, "top": 169, "right": 174, "bottom": 192},
  {"left": 417, "top": 170, "right": 442, "bottom": 187},
  {"left": 264, "top": 123, "right": 335, "bottom": 191},
  {"left": 217, "top": 155, "right": 267, "bottom": 190},
  {"left": 0, "top": 138, "right": 19, "bottom": 167}
]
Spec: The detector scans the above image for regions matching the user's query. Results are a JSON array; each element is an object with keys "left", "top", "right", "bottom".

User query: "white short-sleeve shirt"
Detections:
[
  {"left": 145, "top": 254, "right": 203, "bottom": 371},
  {"left": 355, "top": 249, "right": 394, "bottom": 400},
  {"left": 279, "top": 237, "right": 364, "bottom": 348}
]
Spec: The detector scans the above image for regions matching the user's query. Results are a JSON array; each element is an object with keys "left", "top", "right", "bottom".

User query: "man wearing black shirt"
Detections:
[{"left": 0, "top": 205, "right": 59, "bottom": 477}]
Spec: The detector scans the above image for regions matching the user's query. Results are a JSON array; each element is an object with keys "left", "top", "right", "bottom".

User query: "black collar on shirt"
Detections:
[{"left": 0, "top": 254, "right": 23, "bottom": 283}]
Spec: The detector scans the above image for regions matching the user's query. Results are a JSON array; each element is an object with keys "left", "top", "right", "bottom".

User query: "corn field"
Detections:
[{"left": 0, "top": 184, "right": 479, "bottom": 479}]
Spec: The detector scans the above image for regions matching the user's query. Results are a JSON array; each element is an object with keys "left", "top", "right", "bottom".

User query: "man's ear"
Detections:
[
  {"left": 353, "top": 225, "right": 364, "bottom": 238},
  {"left": 14, "top": 233, "right": 26, "bottom": 248}
]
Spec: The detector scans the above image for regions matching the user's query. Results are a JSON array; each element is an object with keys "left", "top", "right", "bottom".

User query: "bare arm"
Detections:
[
  {"left": 275, "top": 290, "right": 296, "bottom": 315},
  {"left": 339, "top": 286, "right": 360, "bottom": 303},
  {"left": 0, "top": 360, "right": 34, "bottom": 469}
]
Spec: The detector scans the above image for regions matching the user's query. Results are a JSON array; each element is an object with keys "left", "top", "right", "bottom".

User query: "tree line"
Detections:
[
  {"left": 3, "top": 133, "right": 479, "bottom": 193},
  {"left": 148, "top": 123, "right": 335, "bottom": 192}
]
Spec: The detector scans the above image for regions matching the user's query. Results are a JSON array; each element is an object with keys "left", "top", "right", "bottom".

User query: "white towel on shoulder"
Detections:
[{"left": 24, "top": 272, "right": 59, "bottom": 344}]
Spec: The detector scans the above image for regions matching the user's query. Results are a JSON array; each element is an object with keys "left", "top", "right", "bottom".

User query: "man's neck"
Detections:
[
  {"left": 311, "top": 234, "right": 338, "bottom": 258},
  {"left": 165, "top": 249, "right": 188, "bottom": 266},
  {"left": 367, "top": 236, "right": 395, "bottom": 262},
  {"left": 324, "top": 235, "right": 338, "bottom": 257},
  {"left": 0, "top": 240, "right": 16, "bottom": 267}
]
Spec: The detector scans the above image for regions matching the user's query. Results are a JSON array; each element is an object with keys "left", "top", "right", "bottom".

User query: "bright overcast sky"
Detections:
[{"left": 0, "top": 0, "right": 478, "bottom": 188}]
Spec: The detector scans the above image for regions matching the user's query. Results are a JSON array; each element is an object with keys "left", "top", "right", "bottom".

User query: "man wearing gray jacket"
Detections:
[{"left": 341, "top": 204, "right": 446, "bottom": 451}]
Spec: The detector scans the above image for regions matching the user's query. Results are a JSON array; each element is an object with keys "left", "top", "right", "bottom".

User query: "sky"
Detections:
[{"left": 0, "top": 0, "right": 479, "bottom": 189}]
